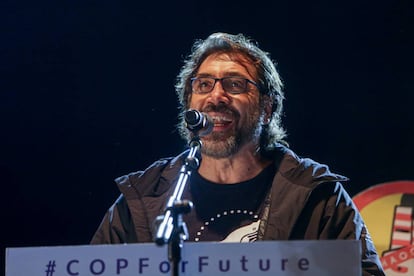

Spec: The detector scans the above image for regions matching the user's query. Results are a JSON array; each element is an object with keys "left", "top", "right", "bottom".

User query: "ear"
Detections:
[{"left": 262, "top": 95, "right": 273, "bottom": 125}]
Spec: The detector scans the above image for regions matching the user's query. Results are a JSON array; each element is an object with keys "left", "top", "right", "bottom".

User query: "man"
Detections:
[{"left": 91, "top": 32, "right": 385, "bottom": 275}]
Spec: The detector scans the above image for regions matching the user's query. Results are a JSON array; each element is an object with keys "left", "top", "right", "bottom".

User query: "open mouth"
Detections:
[{"left": 211, "top": 115, "right": 233, "bottom": 130}]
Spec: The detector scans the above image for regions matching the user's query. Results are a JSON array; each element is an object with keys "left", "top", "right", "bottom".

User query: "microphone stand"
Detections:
[{"left": 154, "top": 136, "right": 201, "bottom": 276}]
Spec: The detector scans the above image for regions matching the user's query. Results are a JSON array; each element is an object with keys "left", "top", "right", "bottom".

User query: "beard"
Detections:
[{"left": 199, "top": 102, "right": 264, "bottom": 159}]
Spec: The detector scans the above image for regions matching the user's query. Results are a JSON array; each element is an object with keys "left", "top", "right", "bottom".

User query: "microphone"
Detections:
[{"left": 185, "top": 109, "right": 213, "bottom": 136}]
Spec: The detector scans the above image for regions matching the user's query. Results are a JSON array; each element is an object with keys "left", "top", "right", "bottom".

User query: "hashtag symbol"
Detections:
[{"left": 45, "top": 260, "right": 56, "bottom": 276}]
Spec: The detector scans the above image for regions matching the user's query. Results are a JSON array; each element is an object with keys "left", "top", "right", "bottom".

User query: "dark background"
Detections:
[{"left": 1, "top": 0, "right": 413, "bottom": 273}]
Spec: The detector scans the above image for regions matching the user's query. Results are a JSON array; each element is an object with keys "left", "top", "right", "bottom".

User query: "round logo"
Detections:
[{"left": 353, "top": 181, "right": 414, "bottom": 275}]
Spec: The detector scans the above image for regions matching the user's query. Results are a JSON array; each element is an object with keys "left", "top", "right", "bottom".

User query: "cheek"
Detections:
[
  {"left": 243, "top": 97, "right": 261, "bottom": 119},
  {"left": 242, "top": 94, "right": 260, "bottom": 109},
  {"left": 186, "top": 93, "right": 193, "bottom": 108},
  {"left": 188, "top": 95, "right": 204, "bottom": 109}
]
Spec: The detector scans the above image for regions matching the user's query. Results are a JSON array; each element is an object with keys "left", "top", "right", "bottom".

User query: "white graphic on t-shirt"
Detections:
[
  {"left": 221, "top": 220, "right": 260, "bottom": 243},
  {"left": 194, "top": 209, "right": 260, "bottom": 242}
]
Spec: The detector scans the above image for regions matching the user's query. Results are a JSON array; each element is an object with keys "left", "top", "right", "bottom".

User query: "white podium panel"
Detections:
[{"left": 6, "top": 240, "right": 361, "bottom": 276}]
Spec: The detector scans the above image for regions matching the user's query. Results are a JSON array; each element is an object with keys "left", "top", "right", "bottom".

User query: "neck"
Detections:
[{"left": 197, "top": 143, "right": 272, "bottom": 184}]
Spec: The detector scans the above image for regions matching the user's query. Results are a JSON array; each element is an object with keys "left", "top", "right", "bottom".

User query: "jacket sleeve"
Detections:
[
  {"left": 292, "top": 182, "right": 385, "bottom": 276},
  {"left": 90, "top": 195, "right": 138, "bottom": 244},
  {"left": 321, "top": 182, "right": 385, "bottom": 276}
]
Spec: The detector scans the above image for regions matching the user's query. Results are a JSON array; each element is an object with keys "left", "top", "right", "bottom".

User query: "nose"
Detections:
[{"left": 208, "top": 80, "right": 231, "bottom": 105}]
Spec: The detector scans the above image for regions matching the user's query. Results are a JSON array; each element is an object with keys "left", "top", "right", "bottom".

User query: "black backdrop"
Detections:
[{"left": 1, "top": 0, "right": 413, "bottom": 273}]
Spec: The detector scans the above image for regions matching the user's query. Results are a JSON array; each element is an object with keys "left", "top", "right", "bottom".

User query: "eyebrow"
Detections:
[{"left": 195, "top": 72, "right": 249, "bottom": 78}]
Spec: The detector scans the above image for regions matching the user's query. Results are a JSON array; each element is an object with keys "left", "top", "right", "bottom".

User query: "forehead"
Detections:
[{"left": 197, "top": 52, "right": 257, "bottom": 79}]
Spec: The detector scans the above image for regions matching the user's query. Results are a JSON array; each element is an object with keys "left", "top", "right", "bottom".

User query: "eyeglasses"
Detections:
[{"left": 190, "top": 76, "right": 259, "bottom": 95}]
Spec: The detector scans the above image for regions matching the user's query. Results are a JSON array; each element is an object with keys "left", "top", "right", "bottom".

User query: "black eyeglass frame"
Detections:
[{"left": 190, "top": 76, "right": 259, "bottom": 95}]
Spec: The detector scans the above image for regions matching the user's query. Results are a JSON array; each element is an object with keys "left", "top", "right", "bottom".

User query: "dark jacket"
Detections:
[{"left": 91, "top": 146, "right": 385, "bottom": 275}]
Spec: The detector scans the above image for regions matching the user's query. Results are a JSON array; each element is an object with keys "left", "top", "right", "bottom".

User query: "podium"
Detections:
[{"left": 6, "top": 240, "right": 361, "bottom": 275}]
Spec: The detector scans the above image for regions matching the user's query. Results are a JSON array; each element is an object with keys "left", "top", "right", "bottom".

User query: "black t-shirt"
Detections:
[{"left": 183, "top": 164, "right": 275, "bottom": 242}]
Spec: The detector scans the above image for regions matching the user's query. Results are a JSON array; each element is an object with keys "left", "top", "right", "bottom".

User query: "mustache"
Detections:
[{"left": 201, "top": 103, "right": 239, "bottom": 118}]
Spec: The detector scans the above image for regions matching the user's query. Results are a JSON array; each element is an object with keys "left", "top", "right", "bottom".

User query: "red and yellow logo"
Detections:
[{"left": 353, "top": 181, "right": 414, "bottom": 275}]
